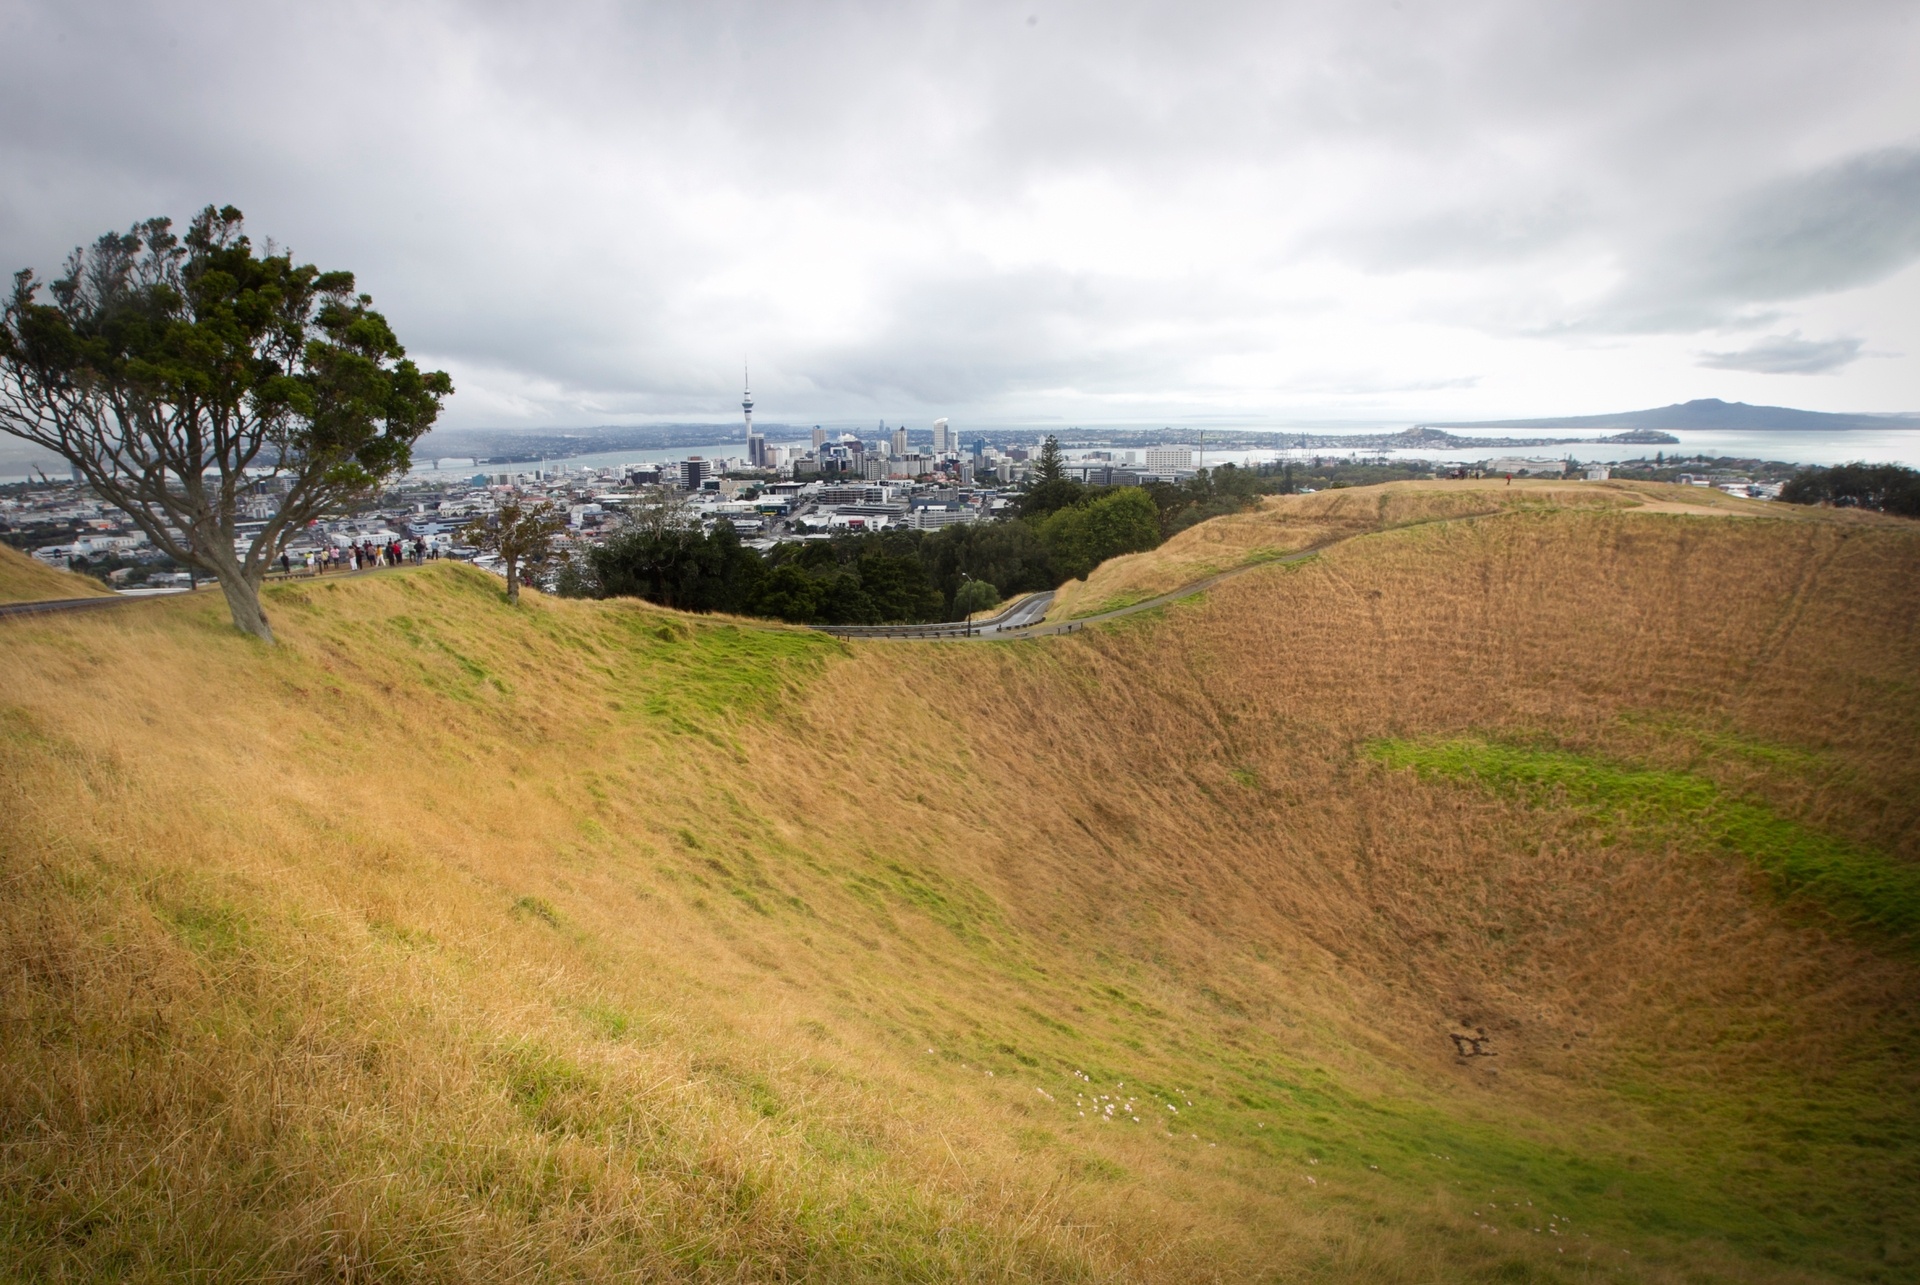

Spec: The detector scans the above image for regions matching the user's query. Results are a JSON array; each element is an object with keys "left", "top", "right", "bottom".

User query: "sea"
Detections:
[{"left": 4, "top": 427, "right": 1917, "bottom": 489}]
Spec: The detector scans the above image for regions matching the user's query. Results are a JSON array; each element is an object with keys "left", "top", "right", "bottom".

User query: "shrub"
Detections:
[{"left": 1037, "top": 487, "right": 1163, "bottom": 581}]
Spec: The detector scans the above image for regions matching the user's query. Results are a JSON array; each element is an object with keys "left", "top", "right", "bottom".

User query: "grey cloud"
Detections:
[
  {"left": 1310, "top": 196, "right": 1594, "bottom": 272},
  {"left": 0, "top": 0, "right": 1916, "bottom": 427},
  {"left": 1588, "top": 147, "right": 1920, "bottom": 333},
  {"left": 1696, "top": 332, "right": 1867, "bottom": 375}
]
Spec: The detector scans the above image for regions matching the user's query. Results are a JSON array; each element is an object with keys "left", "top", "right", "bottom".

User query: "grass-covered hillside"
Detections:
[
  {"left": 1045, "top": 477, "right": 1785, "bottom": 620},
  {"left": 3, "top": 481, "right": 1917, "bottom": 1282},
  {"left": 0, "top": 542, "right": 113, "bottom": 604}
]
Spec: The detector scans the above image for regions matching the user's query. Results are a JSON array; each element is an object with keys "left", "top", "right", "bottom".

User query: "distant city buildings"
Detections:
[
  {"left": 1485, "top": 457, "right": 1566, "bottom": 476},
  {"left": 676, "top": 458, "right": 710, "bottom": 490},
  {"left": 7, "top": 407, "right": 1795, "bottom": 600}
]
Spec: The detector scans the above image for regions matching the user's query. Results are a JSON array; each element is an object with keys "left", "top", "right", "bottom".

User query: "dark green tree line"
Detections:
[
  {"left": 566, "top": 480, "right": 1169, "bottom": 624},
  {"left": 1780, "top": 463, "right": 1920, "bottom": 518}
]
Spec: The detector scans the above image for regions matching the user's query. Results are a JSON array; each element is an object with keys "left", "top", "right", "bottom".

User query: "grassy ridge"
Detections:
[
  {"left": 1368, "top": 738, "right": 1920, "bottom": 940},
  {"left": 0, "top": 542, "right": 113, "bottom": 603},
  {"left": 1043, "top": 475, "right": 1861, "bottom": 622}
]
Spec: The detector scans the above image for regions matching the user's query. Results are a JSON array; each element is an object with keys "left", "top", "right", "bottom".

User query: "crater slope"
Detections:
[{"left": 2, "top": 483, "right": 1916, "bottom": 1283}]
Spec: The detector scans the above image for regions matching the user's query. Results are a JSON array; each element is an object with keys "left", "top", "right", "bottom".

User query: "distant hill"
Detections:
[{"left": 1422, "top": 398, "right": 1920, "bottom": 434}]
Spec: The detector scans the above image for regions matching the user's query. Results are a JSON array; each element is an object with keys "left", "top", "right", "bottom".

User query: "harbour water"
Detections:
[{"left": 5, "top": 427, "right": 1916, "bottom": 489}]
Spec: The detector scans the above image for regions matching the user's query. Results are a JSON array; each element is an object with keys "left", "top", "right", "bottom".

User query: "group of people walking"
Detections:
[{"left": 277, "top": 538, "right": 439, "bottom": 578}]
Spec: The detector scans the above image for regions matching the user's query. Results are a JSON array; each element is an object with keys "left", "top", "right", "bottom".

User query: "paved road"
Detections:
[
  {"left": 807, "top": 590, "right": 1056, "bottom": 639},
  {"left": 986, "top": 591, "right": 1055, "bottom": 633}
]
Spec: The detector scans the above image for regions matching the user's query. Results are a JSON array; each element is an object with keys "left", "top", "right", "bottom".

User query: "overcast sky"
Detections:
[{"left": 3, "top": 0, "right": 1918, "bottom": 431}]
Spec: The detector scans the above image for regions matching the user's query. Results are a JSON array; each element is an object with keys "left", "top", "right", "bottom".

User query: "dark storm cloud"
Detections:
[
  {"left": 0, "top": 0, "right": 1915, "bottom": 428},
  {"left": 1696, "top": 332, "right": 1869, "bottom": 375}
]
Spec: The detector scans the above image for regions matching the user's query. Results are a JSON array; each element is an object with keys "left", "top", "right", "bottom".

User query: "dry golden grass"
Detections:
[
  {"left": 0, "top": 542, "right": 114, "bottom": 603},
  {"left": 3, "top": 488, "right": 1917, "bottom": 1282},
  {"left": 1045, "top": 478, "right": 1814, "bottom": 619}
]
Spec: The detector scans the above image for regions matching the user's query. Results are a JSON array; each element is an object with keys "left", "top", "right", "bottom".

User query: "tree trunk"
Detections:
[
  {"left": 216, "top": 573, "right": 276, "bottom": 642},
  {"left": 504, "top": 553, "right": 521, "bottom": 604},
  {"left": 199, "top": 543, "right": 275, "bottom": 643}
]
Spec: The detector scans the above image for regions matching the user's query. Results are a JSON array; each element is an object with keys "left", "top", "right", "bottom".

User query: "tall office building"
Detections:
[
  {"left": 811, "top": 426, "right": 826, "bottom": 449},
  {"left": 890, "top": 426, "right": 909, "bottom": 457},
  {"left": 932, "top": 418, "right": 951, "bottom": 454}
]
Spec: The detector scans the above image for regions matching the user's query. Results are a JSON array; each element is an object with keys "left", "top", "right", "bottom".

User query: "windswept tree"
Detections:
[
  {"left": 462, "top": 498, "right": 567, "bottom": 604},
  {"left": 0, "top": 207, "right": 451, "bottom": 642},
  {"left": 625, "top": 483, "right": 693, "bottom": 537}
]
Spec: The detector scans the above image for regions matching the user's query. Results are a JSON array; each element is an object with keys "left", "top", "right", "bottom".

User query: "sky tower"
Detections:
[{"left": 743, "top": 363, "right": 766, "bottom": 469}]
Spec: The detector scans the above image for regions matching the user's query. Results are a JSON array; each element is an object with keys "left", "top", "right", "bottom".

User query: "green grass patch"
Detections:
[
  {"left": 1619, "top": 710, "right": 1829, "bottom": 771},
  {"left": 1367, "top": 737, "right": 1920, "bottom": 941},
  {"left": 512, "top": 895, "right": 563, "bottom": 927},
  {"left": 631, "top": 621, "right": 840, "bottom": 730}
]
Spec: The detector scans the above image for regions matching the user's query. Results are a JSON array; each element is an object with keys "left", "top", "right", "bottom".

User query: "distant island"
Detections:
[
  {"left": 1373, "top": 425, "right": 1679, "bottom": 449},
  {"left": 1419, "top": 398, "right": 1920, "bottom": 435}
]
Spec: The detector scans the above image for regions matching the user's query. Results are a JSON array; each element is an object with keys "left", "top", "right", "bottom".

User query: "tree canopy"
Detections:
[
  {"left": 1779, "top": 463, "right": 1920, "bottom": 518},
  {"left": 462, "top": 499, "right": 567, "bottom": 604},
  {"left": 0, "top": 206, "right": 450, "bottom": 640}
]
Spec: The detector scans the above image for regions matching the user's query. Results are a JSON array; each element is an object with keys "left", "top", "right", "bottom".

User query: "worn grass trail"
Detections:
[{"left": 2, "top": 483, "right": 1917, "bottom": 1282}]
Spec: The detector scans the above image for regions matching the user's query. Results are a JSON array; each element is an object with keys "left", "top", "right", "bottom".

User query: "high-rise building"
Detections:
[
  {"left": 890, "top": 426, "right": 909, "bottom": 457},
  {"left": 811, "top": 426, "right": 826, "bottom": 449},
  {"left": 932, "top": 418, "right": 951, "bottom": 454},
  {"left": 1145, "top": 445, "right": 1194, "bottom": 473}
]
